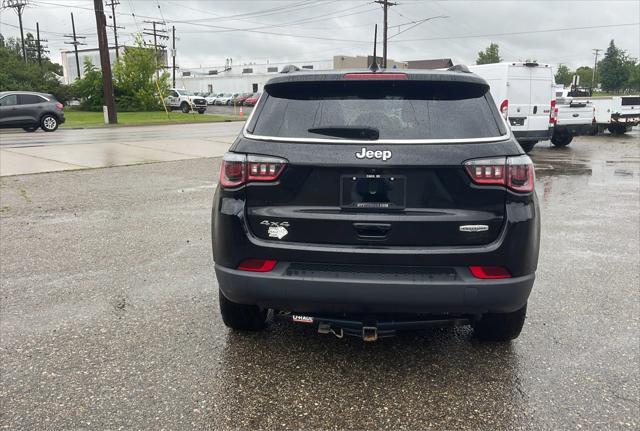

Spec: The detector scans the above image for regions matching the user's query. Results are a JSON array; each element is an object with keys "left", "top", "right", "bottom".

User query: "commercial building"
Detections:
[{"left": 177, "top": 55, "right": 412, "bottom": 94}]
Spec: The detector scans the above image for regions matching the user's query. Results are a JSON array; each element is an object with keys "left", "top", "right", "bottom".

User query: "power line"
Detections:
[{"left": 390, "top": 22, "right": 640, "bottom": 43}]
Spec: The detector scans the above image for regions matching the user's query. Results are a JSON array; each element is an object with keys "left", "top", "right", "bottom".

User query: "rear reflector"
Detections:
[
  {"left": 237, "top": 259, "right": 277, "bottom": 272},
  {"left": 469, "top": 266, "right": 511, "bottom": 279},
  {"left": 344, "top": 73, "right": 407, "bottom": 80}
]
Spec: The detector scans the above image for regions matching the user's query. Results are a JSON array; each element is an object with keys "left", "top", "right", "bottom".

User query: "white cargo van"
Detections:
[{"left": 469, "top": 62, "right": 555, "bottom": 152}]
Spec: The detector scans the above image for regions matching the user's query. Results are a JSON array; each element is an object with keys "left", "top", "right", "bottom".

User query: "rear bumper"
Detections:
[
  {"left": 554, "top": 123, "right": 592, "bottom": 136},
  {"left": 215, "top": 263, "right": 535, "bottom": 314},
  {"left": 513, "top": 128, "right": 552, "bottom": 142}
]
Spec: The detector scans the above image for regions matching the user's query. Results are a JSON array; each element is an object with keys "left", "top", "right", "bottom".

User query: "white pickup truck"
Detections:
[
  {"left": 164, "top": 89, "right": 207, "bottom": 114},
  {"left": 572, "top": 95, "right": 640, "bottom": 134},
  {"left": 551, "top": 97, "right": 595, "bottom": 147}
]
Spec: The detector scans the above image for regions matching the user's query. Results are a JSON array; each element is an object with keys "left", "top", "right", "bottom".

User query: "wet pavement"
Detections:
[
  {"left": 0, "top": 122, "right": 244, "bottom": 176},
  {"left": 0, "top": 131, "right": 639, "bottom": 430}
]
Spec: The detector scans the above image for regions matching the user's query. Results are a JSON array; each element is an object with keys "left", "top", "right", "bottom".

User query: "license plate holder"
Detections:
[{"left": 340, "top": 174, "right": 406, "bottom": 210}]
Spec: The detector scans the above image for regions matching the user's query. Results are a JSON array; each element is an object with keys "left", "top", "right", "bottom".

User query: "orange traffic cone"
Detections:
[{"left": 239, "top": 106, "right": 244, "bottom": 117}]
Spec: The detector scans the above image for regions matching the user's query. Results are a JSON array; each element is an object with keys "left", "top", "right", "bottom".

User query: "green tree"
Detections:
[
  {"left": 73, "top": 59, "right": 104, "bottom": 111},
  {"left": 476, "top": 43, "right": 502, "bottom": 65},
  {"left": 598, "top": 40, "right": 630, "bottom": 92},
  {"left": 0, "top": 34, "right": 71, "bottom": 102},
  {"left": 575, "top": 66, "right": 596, "bottom": 89},
  {"left": 554, "top": 65, "right": 573, "bottom": 86},
  {"left": 626, "top": 61, "right": 640, "bottom": 91},
  {"left": 112, "top": 36, "right": 169, "bottom": 111}
]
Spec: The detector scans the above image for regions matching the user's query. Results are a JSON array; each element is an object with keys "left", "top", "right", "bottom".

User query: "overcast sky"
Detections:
[{"left": 1, "top": 0, "right": 638, "bottom": 71}]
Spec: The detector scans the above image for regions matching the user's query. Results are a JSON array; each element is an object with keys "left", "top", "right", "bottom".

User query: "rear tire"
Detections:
[
  {"left": 608, "top": 124, "right": 627, "bottom": 135},
  {"left": 551, "top": 130, "right": 573, "bottom": 147},
  {"left": 474, "top": 304, "right": 527, "bottom": 342},
  {"left": 181, "top": 102, "right": 191, "bottom": 114},
  {"left": 519, "top": 141, "right": 536, "bottom": 153},
  {"left": 40, "top": 114, "right": 59, "bottom": 132},
  {"left": 23, "top": 126, "right": 38, "bottom": 132},
  {"left": 219, "top": 290, "right": 267, "bottom": 331}
]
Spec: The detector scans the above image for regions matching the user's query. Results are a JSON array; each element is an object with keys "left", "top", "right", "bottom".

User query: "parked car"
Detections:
[
  {"left": 212, "top": 68, "right": 540, "bottom": 342},
  {"left": 215, "top": 93, "right": 237, "bottom": 105},
  {"left": 164, "top": 88, "right": 207, "bottom": 114},
  {"left": 242, "top": 93, "right": 261, "bottom": 107},
  {"left": 233, "top": 93, "right": 253, "bottom": 105},
  {"left": 470, "top": 62, "right": 555, "bottom": 153},
  {"left": 0, "top": 91, "right": 65, "bottom": 132},
  {"left": 205, "top": 93, "right": 223, "bottom": 105}
]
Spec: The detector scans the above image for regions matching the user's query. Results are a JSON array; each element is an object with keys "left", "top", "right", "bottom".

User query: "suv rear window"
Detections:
[{"left": 249, "top": 80, "right": 506, "bottom": 141}]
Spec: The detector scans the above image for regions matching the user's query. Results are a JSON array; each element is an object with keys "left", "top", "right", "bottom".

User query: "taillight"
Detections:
[
  {"left": 464, "top": 155, "right": 535, "bottom": 193},
  {"left": 469, "top": 266, "right": 511, "bottom": 279},
  {"left": 219, "top": 153, "right": 287, "bottom": 188},
  {"left": 499, "top": 99, "right": 509, "bottom": 121},
  {"left": 549, "top": 99, "right": 557, "bottom": 124},
  {"left": 247, "top": 155, "right": 286, "bottom": 182},
  {"left": 506, "top": 155, "right": 535, "bottom": 192},
  {"left": 220, "top": 153, "right": 246, "bottom": 188},
  {"left": 55, "top": 102, "right": 64, "bottom": 110},
  {"left": 237, "top": 259, "right": 277, "bottom": 272}
]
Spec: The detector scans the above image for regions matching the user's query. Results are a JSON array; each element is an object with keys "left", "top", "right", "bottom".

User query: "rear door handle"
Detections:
[{"left": 353, "top": 223, "right": 391, "bottom": 240}]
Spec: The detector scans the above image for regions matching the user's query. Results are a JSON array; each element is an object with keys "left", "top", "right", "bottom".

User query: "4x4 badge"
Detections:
[
  {"left": 261, "top": 220, "right": 289, "bottom": 239},
  {"left": 355, "top": 147, "right": 392, "bottom": 161}
]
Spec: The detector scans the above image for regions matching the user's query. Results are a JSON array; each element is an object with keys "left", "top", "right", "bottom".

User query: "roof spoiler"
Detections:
[{"left": 447, "top": 64, "right": 471, "bottom": 73}]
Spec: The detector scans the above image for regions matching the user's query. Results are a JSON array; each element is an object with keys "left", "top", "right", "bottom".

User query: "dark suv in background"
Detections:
[
  {"left": 0, "top": 91, "right": 65, "bottom": 132},
  {"left": 212, "top": 69, "right": 540, "bottom": 342}
]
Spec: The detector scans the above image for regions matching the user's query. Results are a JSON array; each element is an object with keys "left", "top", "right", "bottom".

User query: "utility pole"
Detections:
[
  {"left": 374, "top": 0, "right": 397, "bottom": 68},
  {"left": 64, "top": 12, "right": 87, "bottom": 80},
  {"left": 105, "top": 0, "right": 124, "bottom": 59},
  {"left": 35, "top": 23, "right": 49, "bottom": 68},
  {"left": 93, "top": 0, "right": 117, "bottom": 124},
  {"left": 2, "top": 0, "right": 28, "bottom": 61},
  {"left": 172, "top": 25, "right": 176, "bottom": 88},
  {"left": 143, "top": 20, "right": 169, "bottom": 79},
  {"left": 591, "top": 48, "right": 602, "bottom": 90}
]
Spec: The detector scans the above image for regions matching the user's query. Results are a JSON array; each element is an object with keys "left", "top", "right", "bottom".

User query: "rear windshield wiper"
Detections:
[{"left": 308, "top": 126, "right": 379, "bottom": 140}]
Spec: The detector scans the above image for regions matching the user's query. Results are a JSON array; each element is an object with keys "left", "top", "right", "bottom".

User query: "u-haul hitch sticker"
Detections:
[{"left": 292, "top": 315, "right": 314, "bottom": 324}]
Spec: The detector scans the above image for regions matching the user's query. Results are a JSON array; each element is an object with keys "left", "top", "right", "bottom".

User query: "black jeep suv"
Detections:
[{"left": 212, "top": 69, "right": 540, "bottom": 342}]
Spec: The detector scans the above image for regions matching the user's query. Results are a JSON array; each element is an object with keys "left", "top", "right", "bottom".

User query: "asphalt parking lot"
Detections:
[{"left": 1, "top": 131, "right": 638, "bottom": 429}]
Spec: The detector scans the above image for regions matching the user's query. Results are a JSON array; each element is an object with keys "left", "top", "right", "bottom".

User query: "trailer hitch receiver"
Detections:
[{"left": 362, "top": 326, "right": 378, "bottom": 342}]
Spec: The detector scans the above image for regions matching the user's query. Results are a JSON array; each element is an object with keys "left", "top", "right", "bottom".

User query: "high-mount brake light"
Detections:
[
  {"left": 469, "top": 266, "right": 511, "bottom": 279},
  {"left": 499, "top": 99, "right": 509, "bottom": 121},
  {"left": 237, "top": 259, "right": 277, "bottom": 272},
  {"left": 220, "top": 153, "right": 287, "bottom": 188},
  {"left": 344, "top": 73, "right": 407, "bottom": 80},
  {"left": 464, "top": 155, "right": 535, "bottom": 193}
]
